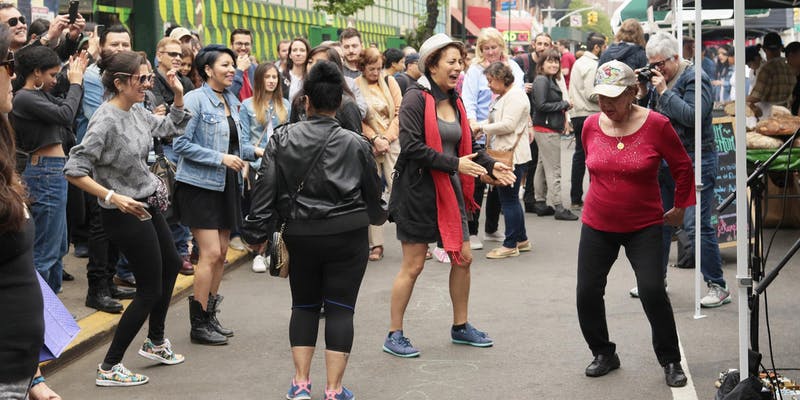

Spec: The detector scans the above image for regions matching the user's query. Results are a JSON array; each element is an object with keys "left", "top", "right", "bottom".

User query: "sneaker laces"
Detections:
[
  {"left": 395, "top": 335, "right": 412, "bottom": 347},
  {"left": 113, "top": 363, "right": 132, "bottom": 376}
]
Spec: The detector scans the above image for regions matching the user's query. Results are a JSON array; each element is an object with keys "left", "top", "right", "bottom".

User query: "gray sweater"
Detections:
[{"left": 64, "top": 101, "right": 191, "bottom": 208}]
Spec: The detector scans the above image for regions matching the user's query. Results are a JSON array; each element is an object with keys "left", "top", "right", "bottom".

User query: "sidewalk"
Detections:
[{"left": 41, "top": 245, "right": 252, "bottom": 374}]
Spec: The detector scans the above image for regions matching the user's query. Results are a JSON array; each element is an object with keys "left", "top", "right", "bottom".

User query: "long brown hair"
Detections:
[
  {"left": 0, "top": 24, "right": 28, "bottom": 234},
  {"left": 253, "top": 62, "right": 287, "bottom": 126}
]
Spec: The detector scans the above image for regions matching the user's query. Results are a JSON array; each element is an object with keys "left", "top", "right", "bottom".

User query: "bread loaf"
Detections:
[{"left": 747, "top": 131, "right": 784, "bottom": 149}]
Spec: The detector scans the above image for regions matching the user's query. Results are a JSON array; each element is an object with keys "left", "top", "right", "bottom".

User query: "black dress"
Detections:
[
  {"left": 0, "top": 216, "right": 45, "bottom": 383},
  {"left": 175, "top": 115, "right": 242, "bottom": 231}
]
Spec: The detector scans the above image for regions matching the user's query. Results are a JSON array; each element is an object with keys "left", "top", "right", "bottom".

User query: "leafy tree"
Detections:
[
  {"left": 403, "top": 0, "right": 440, "bottom": 49},
  {"left": 312, "top": 0, "right": 375, "bottom": 17}
]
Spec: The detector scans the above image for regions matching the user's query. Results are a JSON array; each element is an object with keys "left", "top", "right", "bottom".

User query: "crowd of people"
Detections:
[{"left": 2, "top": 5, "right": 765, "bottom": 398}]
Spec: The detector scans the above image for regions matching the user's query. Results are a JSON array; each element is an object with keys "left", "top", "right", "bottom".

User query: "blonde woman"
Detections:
[
  {"left": 355, "top": 47, "right": 402, "bottom": 262},
  {"left": 461, "top": 27, "right": 524, "bottom": 251}
]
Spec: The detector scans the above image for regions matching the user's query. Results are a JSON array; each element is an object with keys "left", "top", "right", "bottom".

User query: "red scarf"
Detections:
[
  {"left": 422, "top": 91, "right": 480, "bottom": 264},
  {"left": 239, "top": 72, "right": 253, "bottom": 101}
]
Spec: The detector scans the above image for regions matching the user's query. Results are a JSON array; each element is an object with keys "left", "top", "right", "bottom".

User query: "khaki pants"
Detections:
[
  {"left": 369, "top": 140, "right": 400, "bottom": 248},
  {"left": 533, "top": 131, "right": 562, "bottom": 207}
]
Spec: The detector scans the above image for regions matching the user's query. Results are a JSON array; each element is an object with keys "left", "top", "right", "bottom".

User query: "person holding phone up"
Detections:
[{"left": 65, "top": 50, "right": 190, "bottom": 387}]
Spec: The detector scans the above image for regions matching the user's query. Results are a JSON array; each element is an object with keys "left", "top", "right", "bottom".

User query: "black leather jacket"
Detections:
[
  {"left": 241, "top": 115, "right": 384, "bottom": 244},
  {"left": 531, "top": 75, "right": 570, "bottom": 132}
]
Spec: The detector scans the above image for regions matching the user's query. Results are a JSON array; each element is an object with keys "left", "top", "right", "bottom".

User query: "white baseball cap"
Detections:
[{"left": 593, "top": 60, "right": 637, "bottom": 98}]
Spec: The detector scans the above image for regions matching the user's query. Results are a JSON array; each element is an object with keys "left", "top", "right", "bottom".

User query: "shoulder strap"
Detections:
[{"left": 287, "top": 125, "right": 337, "bottom": 202}]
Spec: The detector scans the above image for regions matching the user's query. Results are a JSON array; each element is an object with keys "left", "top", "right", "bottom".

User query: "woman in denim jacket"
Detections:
[{"left": 173, "top": 45, "right": 259, "bottom": 345}]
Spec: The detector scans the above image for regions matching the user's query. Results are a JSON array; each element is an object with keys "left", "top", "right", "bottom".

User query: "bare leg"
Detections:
[
  {"left": 191, "top": 228, "right": 223, "bottom": 308},
  {"left": 291, "top": 346, "right": 315, "bottom": 382},
  {"left": 389, "top": 242, "right": 428, "bottom": 331},
  {"left": 324, "top": 350, "right": 350, "bottom": 392},
  {"left": 210, "top": 229, "right": 231, "bottom": 294},
  {"left": 450, "top": 241, "right": 472, "bottom": 325}
]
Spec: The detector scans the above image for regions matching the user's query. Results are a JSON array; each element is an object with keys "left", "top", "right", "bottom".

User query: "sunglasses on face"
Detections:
[
  {"left": 0, "top": 52, "right": 14, "bottom": 76},
  {"left": 115, "top": 72, "right": 155, "bottom": 85},
  {"left": 5, "top": 16, "right": 25, "bottom": 27},
  {"left": 160, "top": 51, "right": 182, "bottom": 58}
]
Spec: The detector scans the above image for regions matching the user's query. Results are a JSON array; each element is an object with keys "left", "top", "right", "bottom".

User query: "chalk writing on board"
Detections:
[{"left": 713, "top": 117, "right": 736, "bottom": 245}]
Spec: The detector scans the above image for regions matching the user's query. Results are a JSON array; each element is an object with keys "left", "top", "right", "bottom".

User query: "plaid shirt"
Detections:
[{"left": 750, "top": 57, "right": 796, "bottom": 105}]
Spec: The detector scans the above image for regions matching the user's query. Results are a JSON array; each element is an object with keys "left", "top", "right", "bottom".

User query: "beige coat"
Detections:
[{"left": 482, "top": 85, "right": 533, "bottom": 165}]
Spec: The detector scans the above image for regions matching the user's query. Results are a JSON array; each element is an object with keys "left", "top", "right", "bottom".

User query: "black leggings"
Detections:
[
  {"left": 101, "top": 207, "right": 181, "bottom": 366},
  {"left": 286, "top": 227, "right": 369, "bottom": 353},
  {"left": 576, "top": 224, "right": 680, "bottom": 366}
]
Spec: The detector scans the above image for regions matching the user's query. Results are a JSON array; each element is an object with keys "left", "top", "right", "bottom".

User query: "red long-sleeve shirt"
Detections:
[{"left": 581, "top": 111, "right": 696, "bottom": 233}]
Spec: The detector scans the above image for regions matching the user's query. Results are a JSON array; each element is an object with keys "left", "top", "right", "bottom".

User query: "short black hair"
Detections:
[
  {"left": 230, "top": 28, "right": 252, "bottom": 44},
  {"left": 587, "top": 35, "right": 606, "bottom": 53},
  {"left": 195, "top": 44, "right": 237, "bottom": 81},
  {"left": 15, "top": 45, "right": 61, "bottom": 82},
  {"left": 304, "top": 60, "right": 343, "bottom": 112},
  {"left": 785, "top": 42, "right": 800, "bottom": 57},
  {"left": 339, "top": 27, "right": 361, "bottom": 43},
  {"left": 100, "top": 25, "right": 131, "bottom": 47},
  {"left": 27, "top": 19, "right": 50, "bottom": 43},
  {"left": 383, "top": 48, "right": 404, "bottom": 69}
]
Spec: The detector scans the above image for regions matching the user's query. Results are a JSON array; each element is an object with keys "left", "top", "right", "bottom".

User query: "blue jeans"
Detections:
[
  {"left": 684, "top": 152, "right": 725, "bottom": 287},
  {"left": 497, "top": 164, "right": 528, "bottom": 248},
  {"left": 164, "top": 144, "right": 190, "bottom": 256},
  {"left": 23, "top": 156, "right": 68, "bottom": 293}
]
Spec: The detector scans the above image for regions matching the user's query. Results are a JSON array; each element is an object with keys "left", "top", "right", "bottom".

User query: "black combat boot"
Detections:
[
  {"left": 207, "top": 294, "right": 234, "bottom": 337},
  {"left": 85, "top": 278, "right": 123, "bottom": 313},
  {"left": 188, "top": 296, "right": 228, "bottom": 345}
]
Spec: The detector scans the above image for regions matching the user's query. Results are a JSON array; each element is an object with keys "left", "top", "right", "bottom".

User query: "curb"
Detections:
[{"left": 40, "top": 248, "right": 252, "bottom": 375}]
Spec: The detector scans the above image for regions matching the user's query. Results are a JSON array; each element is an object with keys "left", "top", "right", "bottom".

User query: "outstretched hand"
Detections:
[{"left": 490, "top": 162, "right": 516, "bottom": 186}]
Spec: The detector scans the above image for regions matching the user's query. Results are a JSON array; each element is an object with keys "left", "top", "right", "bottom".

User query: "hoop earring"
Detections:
[{"left": 33, "top": 79, "right": 44, "bottom": 90}]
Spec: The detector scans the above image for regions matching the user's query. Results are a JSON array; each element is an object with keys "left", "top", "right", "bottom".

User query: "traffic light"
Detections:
[{"left": 587, "top": 11, "right": 598, "bottom": 26}]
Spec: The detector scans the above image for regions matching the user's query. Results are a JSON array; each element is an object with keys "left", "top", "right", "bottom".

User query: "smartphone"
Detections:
[
  {"left": 68, "top": 1, "right": 80, "bottom": 24},
  {"left": 95, "top": 24, "right": 105, "bottom": 38},
  {"left": 137, "top": 209, "right": 152, "bottom": 222}
]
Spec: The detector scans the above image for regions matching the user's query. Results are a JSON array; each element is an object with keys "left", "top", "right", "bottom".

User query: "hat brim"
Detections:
[
  {"left": 419, "top": 41, "right": 465, "bottom": 74},
  {"left": 593, "top": 84, "right": 627, "bottom": 98}
]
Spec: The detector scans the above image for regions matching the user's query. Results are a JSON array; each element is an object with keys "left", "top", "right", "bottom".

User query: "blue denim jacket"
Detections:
[
  {"left": 239, "top": 96, "right": 291, "bottom": 170},
  {"left": 174, "top": 84, "right": 256, "bottom": 191}
]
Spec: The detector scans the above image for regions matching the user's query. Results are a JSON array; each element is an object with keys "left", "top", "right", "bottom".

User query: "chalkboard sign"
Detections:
[{"left": 712, "top": 117, "right": 736, "bottom": 247}]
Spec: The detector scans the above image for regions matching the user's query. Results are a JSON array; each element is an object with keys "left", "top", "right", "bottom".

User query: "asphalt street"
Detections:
[{"left": 47, "top": 140, "right": 800, "bottom": 399}]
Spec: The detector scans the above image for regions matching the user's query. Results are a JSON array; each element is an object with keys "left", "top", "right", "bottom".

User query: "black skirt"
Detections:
[{"left": 174, "top": 168, "right": 242, "bottom": 231}]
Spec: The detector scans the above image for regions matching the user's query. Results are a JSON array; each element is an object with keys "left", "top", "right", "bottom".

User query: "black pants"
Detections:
[
  {"left": 570, "top": 116, "right": 587, "bottom": 205},
  {"left": 86, "top": 198, "right": 118, "bottom": 283},
  {"left": 101, "top": 207, "right": 180, "bottom": 365},
  {"left": 468, "top": 179, "right": 501, "bottom": 235},
  {"left": 522, "top": 140, "right": 540, "bottom": 205},
  {"left": 576, "top": 224, "right": 680, "bottom": 366},
  {"left": 66, "top": 182, "right": 87, "bottom": 245},
  {"left": 286, "top": 227, "right": 369, "bottom": 353}
]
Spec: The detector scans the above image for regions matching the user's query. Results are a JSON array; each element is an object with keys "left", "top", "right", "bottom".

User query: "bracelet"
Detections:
[
  {"left": 104, "top": 190, "right": 115, "bottom": 206},
  {"left": 30, "top": 375, "right": 45, "bottom": 388}
]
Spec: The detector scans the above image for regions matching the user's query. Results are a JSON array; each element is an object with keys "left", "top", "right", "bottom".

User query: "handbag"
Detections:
[
  {"left": 269, "top": 127, "right": 336, "bottom": 278},
  {"left": 481, "top": 127, "right": 524, "bottom": 186},
  {"left": 148, "top": 138, "right": 177, "bottom": 218}
]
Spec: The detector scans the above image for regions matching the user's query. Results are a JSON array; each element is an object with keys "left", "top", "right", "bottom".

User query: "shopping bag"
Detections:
[{"left": 37, "top": 273, "right": 81, "bottom": 362}]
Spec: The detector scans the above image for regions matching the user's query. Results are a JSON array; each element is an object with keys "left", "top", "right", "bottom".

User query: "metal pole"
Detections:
[
  {"left": 462, "top": 0, "right": 467, "bottom": 41},
  {"left": 692, "top": 0, "right": 707, "bottom": 322},
  {"left": 732, "top": 0, "right": 750, "bottom": 381},
  {"left": 491, "top": 0, "right": 497, "bottom": 28}
]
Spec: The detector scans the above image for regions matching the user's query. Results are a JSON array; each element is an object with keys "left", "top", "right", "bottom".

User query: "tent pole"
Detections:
[
  {"left": 733, "top": 0, "right": 750, "bottom": 382},
  {"left": 693, "top": 0, "right": 706, "bottom": 321}
]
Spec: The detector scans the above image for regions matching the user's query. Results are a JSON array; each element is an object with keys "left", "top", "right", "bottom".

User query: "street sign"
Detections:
[
  {"left": 501, "top": 1, "right": 516, "bottom": 11},
  {"left": 570, "top": 14, "right": 582, "bottom": 27}
]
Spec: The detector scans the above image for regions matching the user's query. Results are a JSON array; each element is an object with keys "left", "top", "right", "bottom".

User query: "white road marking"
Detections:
[{"left": 672, "top": 334, "right": 700, "bottom": 400}]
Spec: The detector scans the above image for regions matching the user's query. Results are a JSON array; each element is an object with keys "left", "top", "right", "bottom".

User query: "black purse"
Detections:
[{"left": 148, "top": 138, "right": 177, "bottom": 219}]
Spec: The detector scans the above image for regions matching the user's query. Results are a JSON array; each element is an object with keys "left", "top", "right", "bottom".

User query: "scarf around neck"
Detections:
[{"left": 421, "top": 90, "right": 480, "bottom": 264}]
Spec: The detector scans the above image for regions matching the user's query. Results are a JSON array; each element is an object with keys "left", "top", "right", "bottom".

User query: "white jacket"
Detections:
[
  {"left": 482, "top": 85, "right": 533, "bottom": 165},
  {"left": 568, "top": 52, "right": 601, "bottom": 117}
]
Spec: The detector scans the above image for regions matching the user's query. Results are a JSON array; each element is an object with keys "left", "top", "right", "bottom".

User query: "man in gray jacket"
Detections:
[{"left": 568, "top": 33, "right": 605, "bottom": 209}]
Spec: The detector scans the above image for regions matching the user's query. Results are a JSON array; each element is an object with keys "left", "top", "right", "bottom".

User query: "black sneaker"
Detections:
[{"left": 554, "top": 206, "right": 578, "bottom": 221}]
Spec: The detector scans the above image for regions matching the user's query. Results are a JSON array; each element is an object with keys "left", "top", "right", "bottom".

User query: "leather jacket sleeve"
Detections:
[
  {"left": 241, "top": 135, "right": 278, "bottom": 245},
  {"left": 358, "top": 137, "right": 387, "bottom": 225}
]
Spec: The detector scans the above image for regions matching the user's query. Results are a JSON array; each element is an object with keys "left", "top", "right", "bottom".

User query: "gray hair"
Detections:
[{"left": 645, "top": 31, "right": 679, "bottom": 60}]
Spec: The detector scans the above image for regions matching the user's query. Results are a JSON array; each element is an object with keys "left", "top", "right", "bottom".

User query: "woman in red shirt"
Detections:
[{"left": 576, "top": 61, "right": 694, "bottom": 388}]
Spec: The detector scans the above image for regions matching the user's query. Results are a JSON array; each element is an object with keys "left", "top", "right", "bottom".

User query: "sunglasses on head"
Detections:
[
  {"left": 115, "top": 72, "right": 155, "bottom": 84},
  {"left": 0, "top": 52, "right": 14, "bottom": 76},
  {"left": 5, "top": 16, "right": 25, "bottom": 27},
  {"left": 160, "top": 51, "right": 182, "bottom": 58}
]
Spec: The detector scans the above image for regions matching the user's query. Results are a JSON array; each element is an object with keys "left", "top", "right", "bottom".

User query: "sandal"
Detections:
[{"left": 369, "top": 245, "right": 384, "bottom": 261}]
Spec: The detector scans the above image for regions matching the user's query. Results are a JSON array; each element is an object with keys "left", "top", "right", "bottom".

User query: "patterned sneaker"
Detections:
[
  {"left": 286, "top": 379, "right": 312, "bottom": 400},
  {"left": 137, "top": 338, "right": 184, "bottom": 365},
  {"left": 701, "top": 283, "right": 731, "bottom": 308},
  {"left": 382, "top": 330, "right": 420, "bottom": 358},
  {"left": 95, "top": 363, "right": 149, "bottom": 387},
  {"left": 432, "top": 247, "right": 450, "bottom": 263},
  {"left": 451, "top": 323, "right": 494, "bottom": 347},
  {"left": 324, "top": 386, "right": 354, "bottom": 400}
]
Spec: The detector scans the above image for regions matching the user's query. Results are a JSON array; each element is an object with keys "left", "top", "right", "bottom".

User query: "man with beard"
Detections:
[{"left": 229, "top": 28, "right": 257, "bottom": 101}]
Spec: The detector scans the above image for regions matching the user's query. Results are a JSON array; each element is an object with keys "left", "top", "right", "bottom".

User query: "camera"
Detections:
[{"left": 636, "top": 66, "right": 655, "bottom": 83}]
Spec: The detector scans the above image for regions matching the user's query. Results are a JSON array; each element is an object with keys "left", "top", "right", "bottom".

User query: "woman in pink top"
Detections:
[{"left": 576, "top": 61, "right": 694, "bottom": 388}]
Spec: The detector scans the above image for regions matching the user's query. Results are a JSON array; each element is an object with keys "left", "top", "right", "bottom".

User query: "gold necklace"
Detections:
[
  {"left": 611, "top": 108, "right": 633, "bottom": 150},
  {"left": 616, "top": 136, "right": 625, "bottom": 150}
]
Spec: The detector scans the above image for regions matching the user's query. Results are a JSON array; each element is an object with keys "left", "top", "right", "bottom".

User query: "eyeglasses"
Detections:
[
  {"left": 5, "top": 16, "right": 25, "bottom": 27},
  {"left": 649, "top": 59, "right": 669, "bottom": 69},
  {"left": 233, "top": 42, "right": 251, "bottom": 48},
  {"left": 115, "top": 72, "right": 155, "bottom": 85},
  {"left": 0, "top": 52, "right": 14, "bottom": 76},
  {"left": 159, "top": 51, "right": 182, "bottom": 58}
]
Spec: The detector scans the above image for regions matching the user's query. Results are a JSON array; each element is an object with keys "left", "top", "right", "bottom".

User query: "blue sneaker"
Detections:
[
  {"left": 324, "top": 386, "right": 354, "bottom": 400},
  {"left": 286, "top": 379, "right": 311, "bottom": 400},
  {"left": 382, "top": 330, "right": 420, "bottom": 358},
  {"left": 451, "top": 323, "right": 494, "bottom": 347}
]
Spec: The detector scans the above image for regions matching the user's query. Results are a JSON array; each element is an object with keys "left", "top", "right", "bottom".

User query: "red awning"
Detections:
[{"left": 451, "top": 6, "right": 481, "bottom": 36}]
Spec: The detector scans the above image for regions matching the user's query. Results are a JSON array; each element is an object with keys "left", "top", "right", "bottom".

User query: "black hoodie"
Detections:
[{"left": 598, "top": 41, "right": 649, "bottom": 71}]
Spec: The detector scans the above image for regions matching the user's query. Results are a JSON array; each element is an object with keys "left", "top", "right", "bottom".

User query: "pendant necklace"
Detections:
[
  {"left": 612, "top": 109, "right": 632, "bottom": 150},
  {"left": 616, "top": 137, "right": 625, "bottom": 150}
]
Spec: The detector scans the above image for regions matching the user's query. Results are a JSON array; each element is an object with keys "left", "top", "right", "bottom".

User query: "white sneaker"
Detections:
[
  {"left": 432, "top": 247, "right": 450, "bottom": 263},
  {"left": 251, "top": 254, "right": 267, "bottom": 273},
  {"left": 484, "top": 231, "right": 505, "bottom": 242},
  {"left": 629, "top": 280, "right": 669, "bottom": 298},
  {"left": 701, "top": 283, "right": 731, "bottom": 308},
  {"left": 469, "top": 235, "right": 483, "bottom": 250}
]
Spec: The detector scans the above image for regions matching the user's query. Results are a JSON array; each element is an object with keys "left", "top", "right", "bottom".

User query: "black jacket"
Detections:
[
  {"left": 152, "top": 70, "right": 195, "bottom": 108},
  {"left": 598, "top": 42, "right": 649, "bottom": 71},
  {"left": 531, "top": 75, "right": 569, "bottom": 132},
  {"left": 389, "top": 80, "right": 495, "bottom": 238},
  {"left": 241, "top": 115, "right": 383, "bottom": 243}
]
